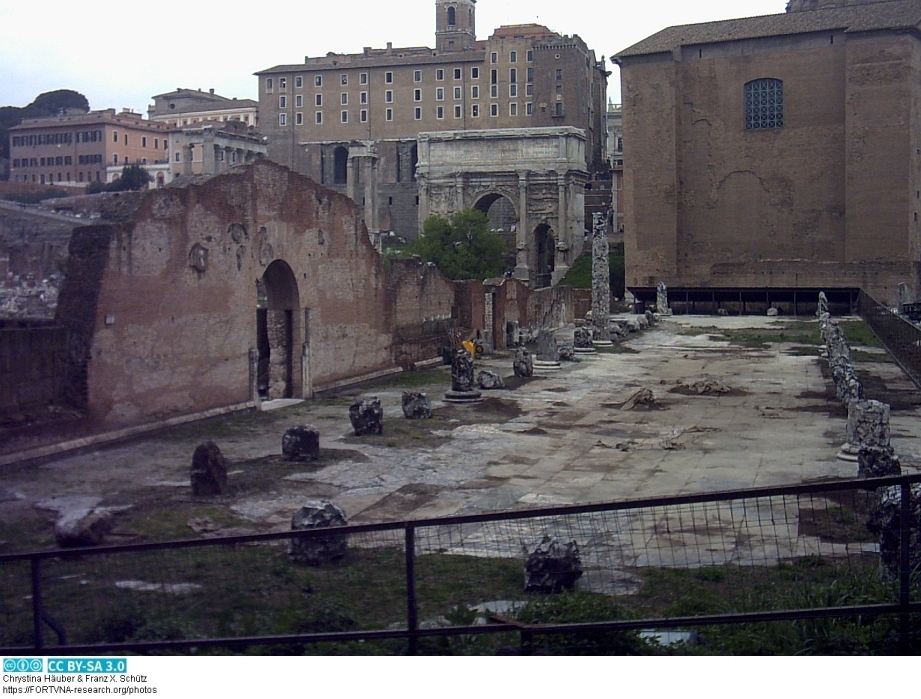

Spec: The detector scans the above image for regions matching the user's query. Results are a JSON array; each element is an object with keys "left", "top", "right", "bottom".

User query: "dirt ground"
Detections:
[{"left": 1, "top": 314, "right": 919, "bottom": 554}]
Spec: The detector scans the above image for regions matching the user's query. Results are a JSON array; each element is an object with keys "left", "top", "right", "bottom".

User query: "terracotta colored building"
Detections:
[
  {"left": 9, "top": 109, "right": 171, "bottom": 187},
  {"left": 614, "top": 0, "right": 921, "bottom": 311}
]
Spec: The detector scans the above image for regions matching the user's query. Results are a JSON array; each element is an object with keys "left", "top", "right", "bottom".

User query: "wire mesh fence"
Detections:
[
  {"left": 858, "top": 289, "right": 921, "bottom": 388},
  {"left": 1, "top": 475, "right": 919, "bottom": 654}
]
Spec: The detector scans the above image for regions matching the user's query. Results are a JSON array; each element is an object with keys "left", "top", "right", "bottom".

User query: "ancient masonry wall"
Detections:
[
  {"left": 389, "top": 257, "right": 455, "bottom": 367},
  {"left": 488, "top": 278, "right": 573, "bottom": 350},
  {"left": 3, "top": 161, "right": 574, "bottom": 433},
  {"left": 75, "top": 161, "right": 397, "bottom": 427}
]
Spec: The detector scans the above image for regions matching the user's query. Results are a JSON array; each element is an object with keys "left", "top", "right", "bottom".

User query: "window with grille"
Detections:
[{"left": 745, "top": 78, "right": 784, "bottom": 130}]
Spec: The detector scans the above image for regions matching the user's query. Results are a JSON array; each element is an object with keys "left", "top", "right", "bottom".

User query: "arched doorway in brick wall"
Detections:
[{"left": 256, "top": 259, "right": 302, "bottom": 400}]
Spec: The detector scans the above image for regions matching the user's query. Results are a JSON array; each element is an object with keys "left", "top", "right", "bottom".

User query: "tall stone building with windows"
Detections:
[
  {"left": 256, "top": 0, "right": 608, "bottom": 250},
  {"left": 614, "top": 0, "right": 921, "bottom": 309}
]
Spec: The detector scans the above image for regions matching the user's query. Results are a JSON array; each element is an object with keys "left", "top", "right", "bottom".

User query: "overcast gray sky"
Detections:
[{"left": 0, "top": 0, "right": 786, "bottom": 113}]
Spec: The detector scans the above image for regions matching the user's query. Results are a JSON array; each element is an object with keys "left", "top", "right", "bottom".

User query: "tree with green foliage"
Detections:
[
  {"left": 405, "top": 209, "right": 508, "bottom": 280},
  {"left": 1, "top": 90, "right": 90, "bottom": 163},
  {"left": 24, "top": 90, "right": 90, "bottom": 118},
  {"left": 105, "top": 164, "right": 152, "bottom": 192},
  {"left": 83, "top": 165, "right": 151, "bottom": 194}
]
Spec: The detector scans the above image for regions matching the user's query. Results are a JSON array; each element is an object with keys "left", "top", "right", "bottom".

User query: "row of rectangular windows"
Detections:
[
  {"left": 280, "top": 101, "right": 537, "bottom": 125},
  {"left": 13, "top": 171, "right": 104, "bottom": 184},
  {"left": 12, "top": 131, "right": 102, "bottom": 146},
  {"left": 13, "top": 154, "right": 155, "bottom": 169},
  {"left": 280, "top": 82, "right": 534, "bottom": 109},
  {"left": 12, "top": 154, "right": 103, "bottom": 167},
  {"left": 12, "top": 132, "right": 166, "bottom": 149},
  {"left": 265, "top": 60, "right": 539, "bottom": 91}
]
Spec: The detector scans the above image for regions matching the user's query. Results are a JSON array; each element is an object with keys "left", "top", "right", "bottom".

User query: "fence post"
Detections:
[
  {"left": 31, "top": 557, "right": 44, "bottom": 651},
  {"left": 405, "top": 524, "right": 418, "bottom": 655},
  {"left": 899, "top": 481, "right": 911, "bottom": 652}
]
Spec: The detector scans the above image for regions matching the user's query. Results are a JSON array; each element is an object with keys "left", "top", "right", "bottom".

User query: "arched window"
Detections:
[
  {"left": 447, "top": 6, "right": 456, "bottom": 26},
  {"left": 745, "top": 78, "right": 784, "bottom": 130}
]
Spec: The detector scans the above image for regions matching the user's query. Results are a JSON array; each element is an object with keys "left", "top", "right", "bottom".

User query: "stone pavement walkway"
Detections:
[{"left": 2, "top": 315, "right": 918, "bottom": 587}]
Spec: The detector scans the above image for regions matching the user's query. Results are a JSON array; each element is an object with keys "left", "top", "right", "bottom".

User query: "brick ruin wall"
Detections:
[
  {"left": 0, "top": 162, "right": 575, "bottom": 433},
  {"left": 388, "top": 257, "right": 455, "bottom": 367},
  {"left": 60, "top": 162, "right": 399, "bottom": 427}
]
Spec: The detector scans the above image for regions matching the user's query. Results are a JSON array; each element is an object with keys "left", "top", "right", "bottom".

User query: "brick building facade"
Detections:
[{"left": 614, "top": 0, "right": 921, "bottom": 309}]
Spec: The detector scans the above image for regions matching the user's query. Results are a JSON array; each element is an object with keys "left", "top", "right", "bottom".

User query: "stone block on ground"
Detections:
[
  {"left": 349, "top": 397, "right": 383, "bottom": 435},
  {"left": 574, "top": 327, "right": 593, "bottom": 349},
  {"left": 289, "top": 500, "right": 349, "bottom": 565},
  {"left": 55, "top": 511, "right": 112, "bottom": 548},
  {"left": 524, "top": 536, "right": 583, "bottom": 592},
  {"left": 282, "top": 425, "right": 321, "bottom": 462},
  {"left": 476, "top": 370, "right": 506, "bottom": 390},
  {"left": 451, "top": 350, "right": 476, "bottom": 392},
  {"left": 535, "top": 329, "right": 559, "bottom": 362},
  {"left": 402, "top": 391, "right": 433, "bottom": 419},
  {"left": 847, "top": 400, "right": 890, "bottom": 449},
  {"left": 190, "top": 440, "right": 228, "bottom": 495},
  {"left": 858, "top": 445, "right": 901, "bottom": 479}
]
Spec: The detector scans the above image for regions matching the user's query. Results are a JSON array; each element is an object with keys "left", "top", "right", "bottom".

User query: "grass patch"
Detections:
[
  {"left": 159, "top": 409, "right": 289, "bottom": 442},
  {"left": 358, "top": 367, "right": 451, "bottom": 391},
  {"left": 719, "top": 325, "right": 821, "bottom": 348},
  {"left": 594, "top": 344, "right": 639, "bottom": 354},
  {"left": 626, "top": 557, "right": 911, "bottom": 654},
  {"left": 850, "top": 349, "right": 893, "bottom": 363},
  {"left": 0, "top": 544, "right": 528, "bottom": 654},
  {"left": 3, "top": 536, "right": 917, "bottom": 654},
  {"left": 341, "top": 410, "right": 456, "bottom": 448},
  {"left": 838, "top": 320, "right": 882, "bottom": 348}
]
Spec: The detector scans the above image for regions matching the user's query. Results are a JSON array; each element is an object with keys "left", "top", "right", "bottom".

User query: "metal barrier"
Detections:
[
  {"left": 2, "top": 474, "right": 919, "bottom": 655},
  {"left": 858, "top": 289, "right": 921, "bottom": 388}
]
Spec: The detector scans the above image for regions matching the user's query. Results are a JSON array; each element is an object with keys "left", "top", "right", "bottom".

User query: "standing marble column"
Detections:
[
  {"left": 657, "top": 281, "right": 671, "bottom": 316},
  {"left": 591, "top": 212, "right": 611, "bottom": 343}
]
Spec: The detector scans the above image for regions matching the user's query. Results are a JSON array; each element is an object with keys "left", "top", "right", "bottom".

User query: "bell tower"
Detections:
[{"left": 436, "top": 0, "right": 476, "bottom": 53}]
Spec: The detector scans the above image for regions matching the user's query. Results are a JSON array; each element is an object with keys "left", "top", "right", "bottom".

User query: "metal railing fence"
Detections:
[
  {"left": 858, "top": 289, "right": 921, "bottom": 388},
  {"left": 1, "top": 474, "right": 919, "bottom": 655}
]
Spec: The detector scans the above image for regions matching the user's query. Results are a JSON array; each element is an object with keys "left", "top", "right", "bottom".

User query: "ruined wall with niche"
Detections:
[
  {"left": 59, "top": 160, "right": 396, "bottom": 428},
  {"left": 5, "top": 159, "right": 575, "bottom": 437}
]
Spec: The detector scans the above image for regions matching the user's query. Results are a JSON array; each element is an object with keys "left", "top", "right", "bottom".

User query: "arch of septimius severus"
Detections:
[{"left": 415, "top": 127, "right": 589, "bottom": 288}]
